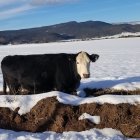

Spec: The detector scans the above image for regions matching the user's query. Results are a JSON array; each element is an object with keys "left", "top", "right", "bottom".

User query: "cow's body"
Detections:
[{"left": 1, "top": 52, "right": 99, "bottom": 94}]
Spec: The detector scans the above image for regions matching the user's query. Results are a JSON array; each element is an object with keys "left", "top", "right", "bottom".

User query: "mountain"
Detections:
[
  {"left": 0, "top": 21, "right": 140, "bottom": 45},
  {"left": 113, "top": 21, "right": 140, "bottom": 25}
]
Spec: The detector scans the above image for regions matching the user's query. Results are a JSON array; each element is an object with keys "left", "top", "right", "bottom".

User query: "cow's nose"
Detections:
[{"left": 83, "top": 74, "right": 90, "bottom": 78}]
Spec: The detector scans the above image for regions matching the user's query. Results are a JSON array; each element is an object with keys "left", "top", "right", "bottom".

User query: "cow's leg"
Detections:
[
  {"left": 2, "top": 73, "right": 8, "bottom": 94},
  {"left": 11, "top": 83, "right": 21, "bottom": 95},
  {"left": 55, "top": 81, "right": 72, "bottom": 93},
  {"left": 8, "top": 84, "right": 20, "bottom": 95},
  {"left": 55, "top": 85, "right": 75, "bottom": 94},
  {"left": 6, "top": 78, "right": 21, "bottom": 95},
  {"left": 3, "top": 78, "right": 7, "bottom": 95}
]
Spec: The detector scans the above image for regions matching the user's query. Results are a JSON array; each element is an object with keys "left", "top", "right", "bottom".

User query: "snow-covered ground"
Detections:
[
  {"left": 79, "top": 113, "right": 100, "bottom": 124},
  {"left": 0, "top": 37, "right": 140, "bottom": 90},
  {"left": 0, "top": 92, "right": 140, "bottom": 115},
  {"left": 62, "top": 32, "right": 140, "bottom": 42},
  {"left": 94, "top": 32, "right": 140, "bottom": 39},
  {"left": 0, "top": 37, "right": 140, "bottom": 140},
  {"left": 0, "top": 128, "right": 124, "bottom": 140}
]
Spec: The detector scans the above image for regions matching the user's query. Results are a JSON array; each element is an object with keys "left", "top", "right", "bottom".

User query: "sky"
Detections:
[{"left": 0, "top": 0, "right": 140, "bottom": 31}]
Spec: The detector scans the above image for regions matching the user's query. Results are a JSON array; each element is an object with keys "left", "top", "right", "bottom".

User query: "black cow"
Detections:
[{"left": 1, "top": 52, "right": 99, "bottom": 94}]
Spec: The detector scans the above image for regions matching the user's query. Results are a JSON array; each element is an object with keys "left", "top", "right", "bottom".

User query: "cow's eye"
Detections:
[{"left": 76, "top": 62, "right": 79, "bottom": 64}]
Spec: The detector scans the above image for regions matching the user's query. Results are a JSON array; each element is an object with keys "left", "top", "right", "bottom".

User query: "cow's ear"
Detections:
[{"left": 89, "top": 54, "right": 99, "bottom": 62}]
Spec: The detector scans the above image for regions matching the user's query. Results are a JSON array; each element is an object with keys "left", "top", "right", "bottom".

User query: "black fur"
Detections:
[{"left": 1, "top": 52, "right": 99, "bottom": 94}]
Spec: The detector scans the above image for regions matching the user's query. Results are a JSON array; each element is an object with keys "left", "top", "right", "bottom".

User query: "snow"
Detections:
[
  {"left": 0, "top": 37, "right": 140, "bottom": 91},
  {"left": 113, "top": 21, "right": 140, "bottom": 25},
  {"left": 0, "top": 37, "right": 140, "bottom": 139},
  {"left": 79, "top": 113, "right": 100, "bottom": 124},
  {"left": 0, "top": 92, "right": 140, "bottom": 115},
  {"left": 62, "top": 32, "right": 140, "bottom": 42},
  {"left": 0, "top": 128, "right": 125, "bottom": 140},
  {"left": 99, "top": 32, "right": 140, "bottom": 39},
  {"left": 58, "top": 93, "right": 140, "bottom": 106},
  {"left": 79, "top": 77, "right": 140, "bottom": 91}
]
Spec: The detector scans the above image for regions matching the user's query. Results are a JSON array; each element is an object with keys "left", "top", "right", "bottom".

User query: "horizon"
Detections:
[
  {"left": 0, "top": 20, "right": 140, "bottom": 32},
  {"left": 0, "top": 0, "right": 140, "bottom": 31}
]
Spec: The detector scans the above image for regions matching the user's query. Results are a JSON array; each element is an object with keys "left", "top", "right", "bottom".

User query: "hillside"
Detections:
[{"left": 0, "top": 21, "right": 140, "bottom": 45}]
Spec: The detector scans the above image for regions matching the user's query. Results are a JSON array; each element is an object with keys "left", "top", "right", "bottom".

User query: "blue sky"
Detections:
[{"left": 0, "top": 0, "right": 140, "bottom": 31}]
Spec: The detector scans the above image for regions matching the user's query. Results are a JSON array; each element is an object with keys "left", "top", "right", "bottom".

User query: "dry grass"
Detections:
[
  {"left": 0, "top": 88, "right": 140, "bottom": 96},
  {"left": 84, "top": 88, "right": 140, "bottom": 97}
]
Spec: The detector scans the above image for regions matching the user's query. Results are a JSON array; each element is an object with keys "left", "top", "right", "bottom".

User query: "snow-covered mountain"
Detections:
[
  {"left": 113, "top": 21, "right": 140, "bottom": 25},
  {"left": 0, "top": 20, "right": 140, "bottom": 45}
]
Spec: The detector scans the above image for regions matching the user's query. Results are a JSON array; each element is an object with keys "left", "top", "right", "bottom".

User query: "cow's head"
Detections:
[{"left": 76, "top": 52, "right": 99, "bottom": 79}]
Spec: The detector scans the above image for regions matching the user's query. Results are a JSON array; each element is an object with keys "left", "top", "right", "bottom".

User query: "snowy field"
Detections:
[
  {"left": 0, "top": 37, "right": 140, "bottom": 140},
  {"left": 0, "top": 37, "right": 140, "bottom": 90}
]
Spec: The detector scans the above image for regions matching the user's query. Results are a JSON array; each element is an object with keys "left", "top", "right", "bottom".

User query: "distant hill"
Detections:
[{"left": 0, "top": 21, "right": 140, "bottom": 45}]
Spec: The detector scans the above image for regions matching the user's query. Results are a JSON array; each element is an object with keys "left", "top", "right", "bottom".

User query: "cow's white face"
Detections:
[
  {"left": 76, "top": 52, "right": 91, "bottom": 79},
  {"left": 76, "top": 52, "right": 99, "bottom": 79}
]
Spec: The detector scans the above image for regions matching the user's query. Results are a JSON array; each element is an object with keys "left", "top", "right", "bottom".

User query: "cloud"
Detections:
[
  {"left": 0, "top": 0, "right": 19, "bottom": 6},
  {"left": 29, "top": 0, "right": 78, "bottom": 6},
  {"left": 0, "top": 5, "right": 33, "bottom": 20},
  {"left": 0, "top": 0, "right": 79, "bottom": 20}
]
